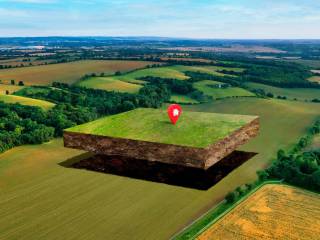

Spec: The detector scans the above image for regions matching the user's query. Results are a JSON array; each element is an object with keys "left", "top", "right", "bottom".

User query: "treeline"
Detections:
[
  {"left": 2, "top": 80, "right": 172, "bottom": 153},
  {"left": 185, "top": 66, "right": 319, "bottom": 89},
  {"left": 225, "top": 119, "right": 320, "bottom": 203},
  {"left": 241, "top": 65, "right": 317, "bottom": 88},
  {"left": 215, "top": 58, "right": 318, "bottom": 88},
  {"left": 0, "top": 102, "right": 54, "bottom": 153},
  {"left": 18, "top": 82, "right": 169, "bottom": 114},
  {"left": 260, "top": 119, "right": 320, "bottom": 191},
  {"left": 184, "top": 71, "right": 242, "bottom": 87},
  {"left": 162, "top": 56, "right": 318, "bottom": 88},
  {"left": 14, "top": 81, "right": 170, "bottom": 134},
  {"left": 138, "top": 76, "right": 211, "bottom": 102}
]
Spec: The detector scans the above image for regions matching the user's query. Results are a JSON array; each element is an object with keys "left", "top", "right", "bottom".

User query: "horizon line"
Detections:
[{"left": 1, "top": 35, "right": 320, "bottom": 41}]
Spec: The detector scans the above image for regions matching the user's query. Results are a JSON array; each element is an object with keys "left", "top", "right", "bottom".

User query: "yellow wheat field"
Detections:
[{"left": 197, "top": 184, "right": 320, "bottom": 240}]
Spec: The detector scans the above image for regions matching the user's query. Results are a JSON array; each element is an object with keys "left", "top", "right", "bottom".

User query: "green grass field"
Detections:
[
  {"left": 0, "top": 60, "right": 155, "bottom": 86},
  {"left": 245, "top": 82, "right": 320, "bottom": 100},
  {"left": 194, "top": 80, "right": 255, "bottom": 99},
  {"left": 77, "top": 76, "right": 142, "bottom": 93},
  {"left": 66, "top": 108, "right": 255, "bottom": 148},
  {"left": 0, "top": 94, "right": 55, "bottom": 110},
  {"left": 77, "top": 65, "right": 243, "bottom": 92},
  {"left": 1, "top": 98, "right": 319, "bottom": 240},
  {"left": 170, "top": 94, "right": 200, "bottom": 104}
]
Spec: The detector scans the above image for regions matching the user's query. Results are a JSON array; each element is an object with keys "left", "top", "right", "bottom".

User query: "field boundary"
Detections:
[
  {"left": 173, "top": 179, "right": 320, "bottom": 240},
  {"left": 171, "top": 180, "right": 283, "bottom": 240}
]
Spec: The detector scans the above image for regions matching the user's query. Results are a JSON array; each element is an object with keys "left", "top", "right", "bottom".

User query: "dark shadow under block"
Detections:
[{"left": 60, "top": 151, "right": 257, "bottom": 190}]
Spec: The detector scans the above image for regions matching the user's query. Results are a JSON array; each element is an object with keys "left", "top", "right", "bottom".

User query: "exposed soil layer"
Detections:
[
  {"left": 61, "top": 151, "right": 256, "bottom": 190},
  {"left": 63, "top": 118, "right": 259, "bottom": 169}
]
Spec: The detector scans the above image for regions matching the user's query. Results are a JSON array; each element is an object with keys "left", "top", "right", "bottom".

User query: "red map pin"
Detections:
[{"left": 167, "top": 104, "right": 182, "bottom": 125}]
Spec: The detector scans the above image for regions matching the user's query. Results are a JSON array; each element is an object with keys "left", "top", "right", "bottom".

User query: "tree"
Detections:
[
  {"left": 257, "top": 170, "right": 269, "bottom": 181},
  {"left": 236, "top": 186, "right": 245, "bottom": 196},
  {"left": 300, "top": 158, "right": 318, "bottom": 174},
  {"left": 245, "top": 183, "right": 253, "bottom": 191},
  {"left": 225, "top": 191, "right": 237, "bottom": 203},
  {"left": 5, "top": 122, "right": 16, "bottom": 131},
  {"left": 277, "top": 149, "right": 286, "bottom": 160},
  {"left": 266, "top": 92, "right": 274, "bottom": 98},
  {"left": 122, "top": 101, "right": 135, "bottom": 111}
]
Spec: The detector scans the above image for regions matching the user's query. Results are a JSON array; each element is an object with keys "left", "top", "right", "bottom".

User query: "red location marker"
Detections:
[{"left": 167, "top": 104, "right": 182, "bottom": 125}]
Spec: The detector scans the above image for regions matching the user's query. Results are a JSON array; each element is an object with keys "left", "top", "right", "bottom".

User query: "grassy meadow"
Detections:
[
  {"left": 245, "top": 82, "right": 320, "bottom": 100},
  {"left": 1, "top": 98, "right": 319, "bottom": 240},
  {"left": 194, "top": 80, "right": 255, "bottom": 99},
  {"left": 0, "top": 60, "right": 155, "bottom": 86},
  {"left": 197, "top": 184, "right": 320, "bottom": 240},
  {"left": 77, "top": 76, "right": 142, "bottom": 93},
  {"left": 0, "top": 94, "right": 55, "bottom": 110},
  {"left": 66, "top": 108, "right": 255, "bottom": 148}
]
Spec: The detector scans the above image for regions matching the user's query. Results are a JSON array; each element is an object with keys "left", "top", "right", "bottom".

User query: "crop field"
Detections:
[
  {"left": 0, "top": 60, "right": 155, "bottom": 86},
  {"left": 170, "top": 94, "right": 199, "bottom": 104},
  {"left": 66, "top": 108, "right": 255, "bottom": 148},
  {"left": 0, "top": 94, "right": 55, "bottom": 110},
  {"left": 0, "top": 83, "right": 24, "bottom": 94},
  {"left": 0, "top": 98, "right": 319, "bottom": 240},
  {"left": 197, "top": 184, "right": 320, "bottom": 240},
  {"left": 245, "top": 82, "right": 320, "bottom": 100},
  {"left": 77, "top": 76, "right": 142, "bottom": 93},
  {"left": 77, "top": 65, "right": 243, "bottom": 92},
  {"left": 0, "top": 57, "right": 57, "bottom": 67},
  {"left": 194, "top": 80, "right": 255, "bottom": 99}
]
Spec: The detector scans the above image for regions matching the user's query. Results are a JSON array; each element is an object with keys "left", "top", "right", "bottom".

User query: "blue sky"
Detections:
[{"left": 0, "top": 0, "right": 320, "bottom": 38}]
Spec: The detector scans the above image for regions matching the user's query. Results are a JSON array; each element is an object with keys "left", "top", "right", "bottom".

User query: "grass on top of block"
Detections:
[{"left": 66, "top": 108, "right": 257, "bottom": 148}]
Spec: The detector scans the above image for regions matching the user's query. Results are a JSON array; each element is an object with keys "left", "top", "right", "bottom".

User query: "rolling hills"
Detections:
[
  {"left": 0, "top": 60, "right": 156, "bottom": 86},
  {"left": 0, "top": 98, "right": 319, "bottom": 240}
]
